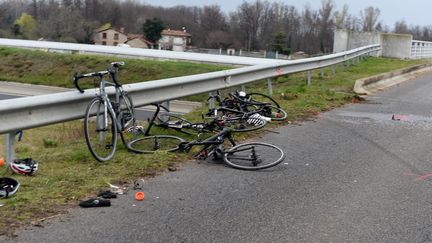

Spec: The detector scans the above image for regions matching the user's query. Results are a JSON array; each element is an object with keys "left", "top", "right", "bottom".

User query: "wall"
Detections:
[
  {"left": 94, "top": 29, "right": 128, "bottom": 46},
  {"left": 381, "top": 33, "right": 412, "bottom": 59},
  {"left": 334, "top": 29, "right": 412, "bottom": 59}
]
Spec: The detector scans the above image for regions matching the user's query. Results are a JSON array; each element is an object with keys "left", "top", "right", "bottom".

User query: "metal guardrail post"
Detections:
[
  {"left": 320, "top": 68, "right": 325, "bottom": 78},
  {"left": 241, "top": 85, "right": 246, "bottom": 92},
  {"left": 307, "top": 71, "right": 312, "bottom": 86},
  {"left": 162, "top": 100, "right": 170, "bottom": 110},
  {"left": 332, "top": 64, "right": 336, "bottom": 77},
  {"left": 267, "top": 78, "right": 273, "bottom": 97},
  {"left": 5, "top": 132, "right": 16, "bottom": 167}
]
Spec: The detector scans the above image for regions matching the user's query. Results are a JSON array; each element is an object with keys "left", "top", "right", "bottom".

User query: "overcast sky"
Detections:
[{"left": 146, "top": 0, "right": 431, "bottom": 27}]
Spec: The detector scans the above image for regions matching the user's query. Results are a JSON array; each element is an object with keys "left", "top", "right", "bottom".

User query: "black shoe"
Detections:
[
  {"left": 97, "top": 190, "right": 117, "bottom": 199},
  {"left": 79, "top": 198, "right": 111, "bottom": 208}
]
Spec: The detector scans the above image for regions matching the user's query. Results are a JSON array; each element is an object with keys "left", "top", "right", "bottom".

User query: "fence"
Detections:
[
  {"left": 411, "top": 40, "right": 432, "bottom": 59},
  {"left": 0, "top": 39, "right": 381, "bottom": 163},
  {"left": 188, "top": 48, "right": 291, "bottom": 60}
]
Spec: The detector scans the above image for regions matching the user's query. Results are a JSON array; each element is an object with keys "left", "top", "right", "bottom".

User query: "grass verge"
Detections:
[{"left": 0, "top": 49, "right": 427, "bottom": 236}]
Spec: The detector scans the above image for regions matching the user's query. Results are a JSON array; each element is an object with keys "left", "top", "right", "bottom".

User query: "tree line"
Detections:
[{"left": 1, "top": 0, "right": 432, "bottom": 55}]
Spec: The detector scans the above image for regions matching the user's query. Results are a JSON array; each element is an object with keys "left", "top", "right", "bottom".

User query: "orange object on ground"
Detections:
[
  {"left": 135, "top": 191, "right": 145, "bottom": 201},
  {"left": 0, "top": 158, "right": 4, "bottom": 166}
]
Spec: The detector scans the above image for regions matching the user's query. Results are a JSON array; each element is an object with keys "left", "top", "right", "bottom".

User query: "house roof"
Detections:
[
  {"left": 125, "top": 34, "right": 153, "bottom": 45},
  {"left": 161, "top": 29, "right": 191, "bottom": 37},
  {"left": 95, "top": 26, "right": 126, "bottom": 35}
]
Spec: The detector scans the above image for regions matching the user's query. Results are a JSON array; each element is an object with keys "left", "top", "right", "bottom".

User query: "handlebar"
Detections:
[{"left": 73, "top": 62, "right": 125, "bottom": 93}]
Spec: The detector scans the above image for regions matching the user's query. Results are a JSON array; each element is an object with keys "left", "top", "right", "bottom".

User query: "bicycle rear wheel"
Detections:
[
  {"left": 127, "top": 135, "right": 185, "bottom": 154},
  {"left": 84, "top": 98, "right": 117, "bottom": 162},
  {"left": 118, "top": 93, "right": 142, "bottom": 147},
  {"left": 223, "top": 142, "right": 284, "bottom": 170}
]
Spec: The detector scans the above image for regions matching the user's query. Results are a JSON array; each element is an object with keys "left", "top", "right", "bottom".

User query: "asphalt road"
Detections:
[
  {"left": 0, "top": 93, "right": 23, "bottom": 100},
  {"left": 4, "top": 74, "right": 432, "bottom": 242},
  {"left": 0, "top": 92, "right": 155, "bottom": 121}
]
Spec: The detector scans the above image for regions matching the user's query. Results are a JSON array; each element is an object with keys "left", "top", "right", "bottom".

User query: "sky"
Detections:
[{"left": 145, "top": 0, "right": 432, "bottom": 27}]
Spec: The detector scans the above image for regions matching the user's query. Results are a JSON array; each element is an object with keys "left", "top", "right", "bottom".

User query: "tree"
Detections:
[
  {"left": 394, "top": 20, "right": 409, "bottom": 34},
  {"left": 205, "top": 30, "right": 233, "bottom": 49},
  {"left": 234, "top": 0, "right": 265, "bottom": 51},
  {"left": 15, "top": 12, "right": 36, "bottom": 38},
  {"left": 360, "top": 6, "right": 381, "bottom": 32},
  {"left": 142, "top": 18, "right": 165, "bottom": 48},
  {"left": 318, "top": 0, "right": 334, "bottom": 53},
  {"left": 271, "top": 31, "right": 286, "bottom": 53}
]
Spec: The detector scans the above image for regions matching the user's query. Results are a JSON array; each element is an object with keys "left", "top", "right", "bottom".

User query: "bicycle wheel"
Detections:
[
  {"left": 127, "top": 135, "right": 185, "bottom": 154},
  {"left": 222, "top": 115, "right": 267, "bottom": 132},
  {"left": 247, "top": 92, "right": 281, "bottom": 108},
  {"left": 223, "top": 142, "right": 285, "bottom": 170},
  {"left": 118, "top": 93, "right": 141, "bottom": 147},
  {"left": 84, "top": 98, "right": 117, "bottom": 162}
]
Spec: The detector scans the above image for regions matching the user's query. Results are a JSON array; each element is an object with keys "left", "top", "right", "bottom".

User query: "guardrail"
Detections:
[
  {"left": 0, "top": 38, "right": 279, "bottom": 66},
  {"left": 411, "top": 40, "right": 432, "bottom": 59},
  {"left": 0, "top": 41, "right": 381, "bottom": 162}
]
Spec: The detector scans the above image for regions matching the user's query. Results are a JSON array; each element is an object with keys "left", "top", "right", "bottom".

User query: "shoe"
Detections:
[
  {"left": 97, "top": 190, "right": 117, "bottom": 199},
  {"left": 79, "top": 198, "right": 111, "bottom": 208}
]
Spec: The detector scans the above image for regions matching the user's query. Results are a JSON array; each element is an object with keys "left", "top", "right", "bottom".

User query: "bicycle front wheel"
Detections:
[
  {"left": 127, "top": 135, "right": 185, "bottom": 154},
  {"left": 84, "top": 98, "right": 117, "bottom": 162},
  {"left": 223, "top": 142, "right": 284, "bottom": 170}
]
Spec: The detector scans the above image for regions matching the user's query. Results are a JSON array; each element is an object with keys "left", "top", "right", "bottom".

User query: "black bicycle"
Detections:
[
  {"left": 128, "top": 127, "right": 285, "bottom": 170},
  {"left": 155, "top": 105, "right": 268, "bottom": 135},
  {"left": 210, "top": 90, "right": 288, "bottom": 121}
]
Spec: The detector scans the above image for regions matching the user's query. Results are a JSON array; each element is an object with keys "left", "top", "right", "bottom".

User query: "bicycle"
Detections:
[
  {"left": 128, "top": 127, "right": 285, "bottom": 170},
  {"left": 155, "top": 105, "right": 268, "bottom": 135},
  {"left": 210, "top": 90, "right": 288, "bottom": 121},
  {"left": 73, "top": 62, "right": 184, "bottom": 161}
]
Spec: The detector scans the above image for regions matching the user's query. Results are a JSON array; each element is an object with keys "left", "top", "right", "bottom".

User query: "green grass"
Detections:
[
  {"left": 0, "top": 47, "right": 230, "bottom": 88},
  {"left": 0, "top": 47, "right": 427, "bottom": 235}
]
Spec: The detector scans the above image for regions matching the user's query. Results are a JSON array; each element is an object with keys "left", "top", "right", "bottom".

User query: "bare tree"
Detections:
[
  {"left": 360, "top": 6, "right": 381, "bottom": 32},
  {"left": 318, "top": 0, "right": 334, "bottom": 53},
  {"left": 234, "top": 0, "right": 265, "bottom": 51},
  {"left": 199, "top": 5, "right": 227, "bottom": 47},
  {"left": 394, "top": 20, "right": 409, "bottom": 34}
]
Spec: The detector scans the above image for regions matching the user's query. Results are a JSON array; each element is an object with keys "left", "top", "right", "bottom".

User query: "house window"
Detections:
[
  {"left": 114, "top": 42, "right": 118, "bottom": 46},
  {"left": 102, "top": 41, "right": 106, "bottom": 45},
  {"left": 102, "top": 33, "right": 107, "bottom": 39},
  {"left": 114, "top": 33, "right": 119, "bottom": 40}
]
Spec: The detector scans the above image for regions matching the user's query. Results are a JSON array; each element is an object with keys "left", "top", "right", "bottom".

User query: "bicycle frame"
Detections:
[{"left": 179, "top": 128, "right": 236, "bottom": 158}]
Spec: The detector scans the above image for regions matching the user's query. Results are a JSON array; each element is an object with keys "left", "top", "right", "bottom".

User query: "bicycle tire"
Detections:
[
  {"left": 127, "top": 135, "right": 185, "bottom": 154},
  {"left": 84, "top": 98, "right": 117, "bottom": 162},
  {"left": 246, "top": 92, "right": 281, "bottom": 108},
  {"left": 223, "top": 142, "right": 285, "bottom": 170},
  {"left": 118, "top": 93, "right": 141, "bottom": 147},
  {"left": 222, "top": 115, "right": 267, "bottom": 132}
]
